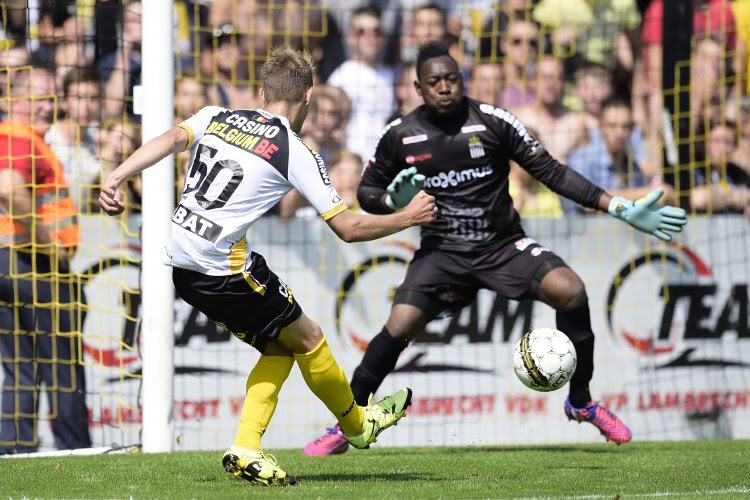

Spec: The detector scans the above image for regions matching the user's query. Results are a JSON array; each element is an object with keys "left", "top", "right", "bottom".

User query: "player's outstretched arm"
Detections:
[
  {"left": 599, "top": 188, "right": 688, "bottom": 241},
  {"left": 99, "top": 126, "right": 189, "bottom": 216},
  {"left": 326, "top": 190, "right": 437, "bottom": 243}
]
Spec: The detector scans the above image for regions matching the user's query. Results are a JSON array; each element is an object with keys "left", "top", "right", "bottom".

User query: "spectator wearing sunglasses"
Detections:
[
  {"left": 497, "top": 16, "right": 541, "bottom": 110},
  {"left": 327, "top": 6, "right": 396, "bottom": 162}
]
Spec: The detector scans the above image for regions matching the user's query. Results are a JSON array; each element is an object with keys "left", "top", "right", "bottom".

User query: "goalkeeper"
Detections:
[{"left": 305, "top": 42, "right": 686, "bottom": 456}]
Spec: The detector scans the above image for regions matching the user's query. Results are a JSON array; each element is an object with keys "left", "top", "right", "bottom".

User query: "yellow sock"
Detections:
[
  {"left": 232, "top": 355, "right": 294, "bottom": 450},
  {"left": 294, "top": 337, "right": 364, "bottom": 435}
]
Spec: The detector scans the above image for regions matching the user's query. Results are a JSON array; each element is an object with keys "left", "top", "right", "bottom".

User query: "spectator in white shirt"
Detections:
[{"left": 327, "top": 6, "right": 395, "bottom": 161}]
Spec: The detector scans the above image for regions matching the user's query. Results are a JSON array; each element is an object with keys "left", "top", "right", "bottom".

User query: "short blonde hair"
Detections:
[{"left": 261, "top": 46, "right": 315, "bottom": 103}]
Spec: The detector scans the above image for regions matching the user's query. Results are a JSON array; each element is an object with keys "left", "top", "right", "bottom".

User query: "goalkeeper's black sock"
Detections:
[
  {"left": 566, "top": 336, "right": 594, "bottom": 408},
  {"left": 556, "top": 304, "right": 594, "bottom": 408},
  {"left": 350, "top": 327, "right": 409, "bottom": 406}
]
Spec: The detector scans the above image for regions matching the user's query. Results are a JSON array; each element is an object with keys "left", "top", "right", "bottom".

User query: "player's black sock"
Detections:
[
  {"left": 350, "top": 327, "right": 408, "bottom": 406},
  {"left": 556, "top": 304, "right": 594, "bottom": 408},
  {"left": 567, "top": 336, "right": 594, "bottom": 408}
]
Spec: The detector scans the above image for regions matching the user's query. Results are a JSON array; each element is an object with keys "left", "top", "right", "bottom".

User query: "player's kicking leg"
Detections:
[
  {"left": 303, "top": 388, "right": 413, "bottom": 456},
  {"left": 306, "top": 304, "right": 426, "bottom": 456},
  {"left": 289, "top": 314, "right": 412, "bottom": 449},
  {"left": 226, "top": 313, "right": 411, "bottom": 483}
]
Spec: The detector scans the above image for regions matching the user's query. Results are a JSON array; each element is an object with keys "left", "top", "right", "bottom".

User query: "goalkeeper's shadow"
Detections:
[{"left": 443, "top": 445, "right": 625, "bottom": 454}]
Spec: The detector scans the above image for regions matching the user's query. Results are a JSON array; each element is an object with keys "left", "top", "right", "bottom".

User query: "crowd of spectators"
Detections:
[{"left": 0, "top": 0, "right": 747, "bottom": 218}]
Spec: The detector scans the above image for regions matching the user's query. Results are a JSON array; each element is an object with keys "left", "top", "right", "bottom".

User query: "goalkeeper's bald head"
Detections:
[{"left": 261, "top": 46, "right": 315, "bottom": 105}]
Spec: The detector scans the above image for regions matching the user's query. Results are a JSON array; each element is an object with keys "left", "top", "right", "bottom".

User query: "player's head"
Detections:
[
  {"left": 4, "top": 67, "right": 56, "bottom": 135},
  {"left": 415, "top": 41, "right": 463, "bottom": 116},
  {"left": 260, "top": 46, "right": 315, "bottom": 132}
]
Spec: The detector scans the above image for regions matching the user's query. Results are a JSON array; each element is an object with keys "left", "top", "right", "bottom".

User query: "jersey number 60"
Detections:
[{"left": 183, "top": 143, "right": 244, "bottom": 210}]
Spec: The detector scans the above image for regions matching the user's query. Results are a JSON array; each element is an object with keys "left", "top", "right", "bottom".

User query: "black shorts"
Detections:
[
  {"left": 172, "top": 252, "right": 302, "bottom": 353},
  {"left": 394, "top": 236, "right": 566, "bottom": 320}
]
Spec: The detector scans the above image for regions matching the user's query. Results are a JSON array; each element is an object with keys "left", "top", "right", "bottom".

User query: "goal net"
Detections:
[{"left": 0, "top": 0, "right": 748, "bottom": 454}]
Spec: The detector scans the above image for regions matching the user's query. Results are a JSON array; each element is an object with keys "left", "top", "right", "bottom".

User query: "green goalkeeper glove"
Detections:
[
  {"left": 608, "top": 188, "right": 687, "bottom": 241},
  {"left": 385, "top": 166, "right": 426, "bottom": 210}
]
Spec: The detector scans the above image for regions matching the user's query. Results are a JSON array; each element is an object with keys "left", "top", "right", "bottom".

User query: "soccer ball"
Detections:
[{"left": 513, "top": 327, "right": 577, "bottom": 392}]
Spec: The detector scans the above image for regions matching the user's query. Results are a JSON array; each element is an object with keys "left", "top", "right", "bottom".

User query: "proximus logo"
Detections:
[{"left": 423, "top": 166, "right": 494, "bottom": 189}]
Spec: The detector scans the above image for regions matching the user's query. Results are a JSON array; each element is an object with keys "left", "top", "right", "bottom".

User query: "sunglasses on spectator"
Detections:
[
  {"left": 212, "top": 23, "right": 243, "bottom": 46},
  {"left": 213, "top": 23, "right": 235, "bottom": 38},
  {"left": 510, "top": 37, "right": 538, "bottom": 48}
]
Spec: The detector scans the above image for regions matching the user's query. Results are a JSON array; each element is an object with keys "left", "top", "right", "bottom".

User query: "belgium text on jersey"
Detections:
[{"left": 204, "top": 113, "right": 281, "bottom": 160}]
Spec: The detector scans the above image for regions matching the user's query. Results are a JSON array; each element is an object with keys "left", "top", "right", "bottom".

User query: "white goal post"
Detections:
[{"left": 140, "top": 0, "right": 175, "bottom": 453}]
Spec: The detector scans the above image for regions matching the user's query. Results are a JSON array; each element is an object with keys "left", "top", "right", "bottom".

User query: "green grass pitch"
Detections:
[{"left": 1, "top": 440, "right": 748, "bottom": 498}]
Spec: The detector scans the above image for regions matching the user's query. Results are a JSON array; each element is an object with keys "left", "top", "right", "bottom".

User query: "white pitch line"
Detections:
[
  {"left": 0, "top": 445, "right": 138, "bottom": 459},
  {"left": 516, "top": 487, "right": 750, "bottom": 499}
]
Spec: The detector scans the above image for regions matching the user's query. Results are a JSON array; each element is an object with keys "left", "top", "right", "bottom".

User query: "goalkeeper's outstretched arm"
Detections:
[
  {"left": 604, "top": 187, "right": 687, "bottom": 241},
  {"left": 99, "top": 126, "right": 189, "bottom": 216},
  {"left": 511, "top": 134, "right": 687, "bottom": 241}
]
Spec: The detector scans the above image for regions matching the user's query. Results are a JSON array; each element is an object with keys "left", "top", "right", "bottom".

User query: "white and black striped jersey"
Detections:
[{"left": 166, "top": 106, "right": 345, "bottom": 275}]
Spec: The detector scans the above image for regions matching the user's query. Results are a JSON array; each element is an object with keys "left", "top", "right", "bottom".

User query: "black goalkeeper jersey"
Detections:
[{"left": 358, "top": 97, "right": 604, "bottom": 251}]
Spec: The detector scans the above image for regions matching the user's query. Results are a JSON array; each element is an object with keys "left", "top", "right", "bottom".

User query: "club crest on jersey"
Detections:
[{"left": 468, "top": 136, "right": 485, "bottom": 159}]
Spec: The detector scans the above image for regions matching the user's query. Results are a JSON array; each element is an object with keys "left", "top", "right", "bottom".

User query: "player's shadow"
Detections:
[
  {"left": 557, "top": 464, "right": 608, "bottom": 470},
  {"left": 301, "top": 471, "right": 435, "bottom": 483},
  {"left": 437, "top": 445, "right": 619, "bottom": 454}
]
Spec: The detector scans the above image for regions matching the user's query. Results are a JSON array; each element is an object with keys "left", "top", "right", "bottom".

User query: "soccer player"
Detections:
[
  {"left": 98, "top": 46, "right": 437, "bottom": 486},
  {"left": 304, "top": 42, "right": 687, "bottom": 456}
]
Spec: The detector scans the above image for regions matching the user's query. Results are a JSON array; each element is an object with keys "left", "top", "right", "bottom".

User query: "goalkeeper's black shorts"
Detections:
[
  {"left": 394, "top": 235, "right": 566, "bottom": 320},
  {"left": 172, "top": 251, "right": 302, "bottom": 353}
]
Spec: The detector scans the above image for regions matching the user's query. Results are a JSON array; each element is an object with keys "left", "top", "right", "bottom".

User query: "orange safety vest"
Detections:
[{"left": 0, "top": 122, "right": 80, "bottom": 249}]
